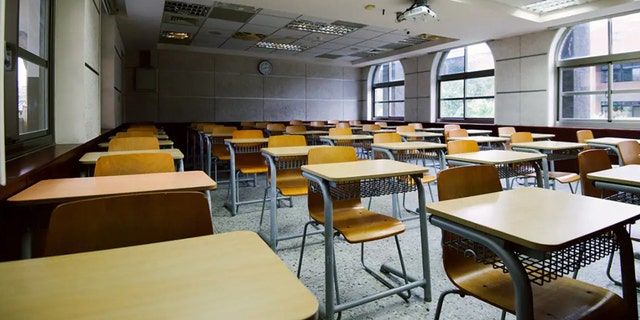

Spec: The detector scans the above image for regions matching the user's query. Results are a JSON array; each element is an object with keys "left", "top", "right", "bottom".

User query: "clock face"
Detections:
[{"left": 258, "top": 60, "right": 272, "bottom": 75}]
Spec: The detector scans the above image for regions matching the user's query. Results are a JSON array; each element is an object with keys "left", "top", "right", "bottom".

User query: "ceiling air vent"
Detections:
[
  {"left": 164, "top": 1, "right": 210, "bottom": 17},
  {"left": 210, "top": 1, "right": 258, "bottom": 23}
]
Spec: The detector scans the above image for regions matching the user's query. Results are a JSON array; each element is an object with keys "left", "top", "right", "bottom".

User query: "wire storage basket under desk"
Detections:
[
  {"left": 442, "top": 231, "right": 618, "bottom": 286},
  {"left": 309, "top": 175, "right": 419, "bottom": 200}
]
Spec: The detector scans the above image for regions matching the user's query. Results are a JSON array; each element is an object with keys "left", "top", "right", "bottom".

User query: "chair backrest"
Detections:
[
  {"left": 266, "top": 123, "right": 286, "bottom": 131},
  {"left": 286, "top": 125, "right": 307, "bottom": 133},
  {"left": 437, "top": 165, "right": 503, "bottom": 201},
  {"left": 94, "top": 153, "right": 176, "bottom": 176},
  {"left": 349, "top": 120, "right": 362, "bottom": 125},
  {"left": 335, "top": 122, "right": 351, "bottom": 128},
  {"left": 307, "top": 147, "right": 362, "bottom": 220},
  {"left": 108, "top": 137, "right": 160, "bottom": 151},
  {"left": 409, "top": 123, "right": 423, "bottom": 129},
  {"left": 43, "top": 191, "right": 213, "bottom": 256},
  {"left": 310, "top": 121, "right": 325, "bottom": 127},
  {"left": 578, "top": 149, "right": 614, "bottom": 198},
  {"left": 209, "top": 126, "right": 237, "bottom": 134},
  {"left": 195, "top": 123, "right": 215, "bottom": 131},
  {"left": 289, "top": 119, "right": 303, "bottom": 125},
  {"left": 254, "top": 122, "right": 269, "bottom": 129},
  {"left": 576, "top": 129, "right": 594, "bottom": 143},
  {"left": 510, "top": 132, "right": 533, "bottom": 143},
  {"left": 128, "top": 126, "right": 158, "bottom": 134},
  {"left": 240, "top": 121, "right": 255, "bottom": 128},
  {"left": 329, "top": 127, "right": 352, "bottom": 136},
  {"left": 448, "top": 129, "right": 469, "bottom": 138},
  {"left": 443, "top": 124, "right": 461, "bottom": 133},
  {"left": 202, "top": 124, "right": 223, "bottom": 132},
  {"left": 373, "top": 132, "right": 402, "bottom": 143},
  {"left": 362, "top": 124, "right": 381, "bottom": 131},
  {"left": 396, "top": 125, "right": 415, "bottom": 133},
  {"left": 497, "top": 127, "right": 516, "bottom": 136},
  {"left": 232, "top": 129, "right": 264, "bottom": 139},
  {"left": 374, "top": 121, "right": 388, "bottom": 127},
  {"left": 447, "top": 140, "right": 479, "bottom": 154},
  {"left": 617, "top": 140, "right": 640, "bottom": 165},
  {"left": 268, "top": 135, "right": 307, "bottom": 147},
  {"left": 116, "top": 131, "right": 155, "bottom": 138}
]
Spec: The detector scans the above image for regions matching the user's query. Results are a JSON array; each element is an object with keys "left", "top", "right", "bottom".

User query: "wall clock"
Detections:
[{"left": 258, "top": 60, "right": 272, "bottom": 75}]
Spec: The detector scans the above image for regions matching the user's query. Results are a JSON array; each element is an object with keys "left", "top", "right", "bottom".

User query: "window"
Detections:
[
  {"left": 371, "top": 61, "right": 404, "bottom": 119},
  {"left": 437, "top": 43, "right": 495, "bottom": 122},
  {"left": 558, "top": 12, "right": 640, "bottom": 121},
  {"left": 4, "top": 0, "right": 53, "bottom": 159}
]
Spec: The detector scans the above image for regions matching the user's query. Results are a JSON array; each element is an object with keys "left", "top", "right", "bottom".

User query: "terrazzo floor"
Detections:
[{"left": 205, "top": 166, "right": 640, "bottom": 320}]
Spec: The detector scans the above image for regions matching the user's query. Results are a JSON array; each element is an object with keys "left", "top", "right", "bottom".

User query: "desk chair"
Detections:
[
  {"left": 448, "top": 129, "right": 468, "bottom": 138},
  {"left": 116, "top": 131, "right": 155, "bottom": 138},
  {"left": 335, "top": 122, "right": 350, "bottom": 128},
  {"left": 297, "top": 146, "right": 411, "bottom": 312},
  {"left": 254, "top": 122, "right": 269, "bottom": 129},
  {"left": 310, "top": 121, "right": 325, "bottom": 127},
  {"left": 286, "top": 125, "right": 306, "bottom": 133},
  {"left": 349, "top": 120, "right": 362, "bottom": 126},
  {"left": 498, "top": 126, "right": 515, "bottom": 136},
  {"left": 128, "top": 126, "right": 158, "bottom": 134},
  {"left": 43, "top": 191, "right": 213, "bottom": 257},
  {"left": 290, "top": 119, "right": 303, "bottom": 125},
  {"left": 362, "top": 124, "right": 380, "bottom": 131},
  {"left": 266, "top": 123, "right": 286, "bottom": 136},
  {"left": 374, "top": 121, "right": 388, "bottom": 127},
  {"left": 240, "top": 121, "right": 255, "bottom": 129},
  {"left": 259, "top": 135, "right": 308, "bottom": 232},
  {"left": 511, "top": 132, "right": 580, "bottom": 193},
  {"left": 408, "top": 122, "right": 423, "bottom": 129},
  {"left": 370, "top": 133, "right": 435, "bottom": 213},
  {"left": 208, "top": 126, "right": 237, "bottom": 182},
  {"left": 94, "top": 153, "right": 176, "bottom": 176},
  {"left": 617, "top": 140, "right": 640, "bottom": 165},
  {"left": 433, "top": 165, "right": 628, "bottom": 320},
  {"left": 443, "top": 124, "right": 461, "bottom": 142},
  {"left": 578, "top": 149, "right": 638, "bottom": 286},
  {"left": 227, "top": 130, "right": 269, "bottom": 209},
  {"left": 396, "top": 125, "right": 419, "bottom": 142},
  {"left": 446, "top": 139, "right": 479, "bottom": 155},
  {"left": 576, "top": 129, "right": 594, "bottom": 144},
  {"left": 108, "top": 137, "right": 160, "bottom": 151}
]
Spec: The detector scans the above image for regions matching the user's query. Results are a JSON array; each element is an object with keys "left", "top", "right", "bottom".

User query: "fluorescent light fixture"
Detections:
[
  {"left": 256, "top": 41, "right": 306, "bottom": 51},
  {"left": 286, "top": 20, "right": 358, "bottom": 36},
  {"left": 521, "top": 0, "right": 592, "bottom": 14},
  {"left": 160, "top": 31, "right": 192, "bottom": 40}
]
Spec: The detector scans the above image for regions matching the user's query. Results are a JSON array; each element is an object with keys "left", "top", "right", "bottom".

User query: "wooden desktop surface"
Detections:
[
  {"left": 302, "top": 159, "right": 427, "bottom": 182},
  {"left": 586, "top": 137, "right": 640, "bottom": 146},
  {"left": 7, "top": 171, "right": 216, "bottom": 205},
  {"left": 79, "top": 149, "right": 184, "bottom": 164},
  {"left": 224, "top": 138, "right": 269, "bottom": 144},
  {"left": 0, "top": 231, "right": 319, "bottom": 320},
  {"left": 261, "top": 145, "right": 330, "bottom": 157},
  {"left": 285, "top": 130, "right": 328, "bottom": 135},
  {"left": 371, "top": 141, "right": 446, "bottom": 150},
  {"left": 397, "top": 132, "right": 442, "bottom": 138},
  {"left": 427, "top": 187, "right": 640, "bottom": 251},
  {"left": 447, "top": 136, "right": 510, "bottom": 143},
  {"left": 587, "top": 164, "right": 640, "bottom": 187},
  {"left": 445, "top": 150, "right": 546, "bottom": 165},
  {"left": 319, "top": 135, "right": 374, "bottom": 141},
  {"left": 499, "top": 133, "right": 556, "bottom": 140},
  {"left": 510, "top": 141, "right": 587, "bottom": 150},
  {"left": 98, "top": 140, "right": 174, "bottom": 148}
]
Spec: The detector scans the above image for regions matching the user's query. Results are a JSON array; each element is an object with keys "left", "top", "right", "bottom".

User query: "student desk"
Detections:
[
  {"left": 445, "top": 150, "right": 549, "bottom": 189},
  {"left": 466, "top": 129, "right": 493, "bottom": 135},
  {"left": 79, "top": 149, "right": 185, "bottom": 175},
  {"left": 447, "top": 136, "right": 510, "bottom": 149},
  {"left": 587, "top": 164, "right": 640, "bottom": 197},
  {"left": 371, "top": 141, "right": 447, "bottom": 172},
  {"left": 362, "top": 129, "right": 396, "bottom": 134},
  {"left": 98, "top": 139, "right": 174, "bottom": 149},
  {"left": 318, "top": 134, "right": 374, "bottom": 159},
  {"left": 7, "top": 171, "right": 217, "bottom": 258},
  {"left": 109, "top": 134, "right": 169, "bottom": 140},
  {"left": 416, "top": 127, "right": 444, "bottom": 132},
  {"left": 510, "top": 140, "right": 586, "bottom": 179},
  {"left": 224, "top": 138, "right": 269, "bottom": 216},
  {"left": 285, "top": 130, "right": 328, "bottom": 145},
  {"left": 585, "top": 137, "right": 640, "bottom": 166},
  {"left": 397, "top": 131, "right": 442, "bottom": 143},
  {"left": 0, "top": 231, "right": 319, "bottom": 320},
  {"left": 427, "top": 187, "right": 639, "bottom": 320},
  {"left": 301, "top": 159, "right": 432, "bottom": 319},
  {"left": 260, "top": 145, "right": 330, "bottom": 249},
  {"left": 499, "top": 133, "right": 556, "bottom": 140}
]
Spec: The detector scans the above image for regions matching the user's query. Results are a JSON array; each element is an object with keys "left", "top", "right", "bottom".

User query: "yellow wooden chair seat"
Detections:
[{"left": 274, "top": 170, "right": 308, "bottom": 196}]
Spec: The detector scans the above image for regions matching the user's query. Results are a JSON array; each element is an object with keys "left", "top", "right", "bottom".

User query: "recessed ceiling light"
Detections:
[
  {"left": 286, "top": 20, "right": 360, "bottom": 36},
  {"left": 364, "top": 4, "right": 376, "bottom": 10},
  {"left": 521, "top": 0, "right": 593, "bottom": 14},
  {"left": 160, "top": 31, "right": 192, "bottom": 40},
  {"left": 256, "top": 41, "right": 306, "bottom": 51}
]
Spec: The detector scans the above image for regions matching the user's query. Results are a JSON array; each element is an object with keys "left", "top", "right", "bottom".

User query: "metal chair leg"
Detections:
[{"left": 360, "top": 236, "right": 411, "bottom": 301}]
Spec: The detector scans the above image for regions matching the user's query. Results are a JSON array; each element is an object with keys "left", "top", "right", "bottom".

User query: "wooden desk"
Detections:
[
  {"left": 318, "top": 135, "right": 374, "bottom": 159},
  {"left": 427, "top": 187, "right": 639, "bottom": 320},
  {"left": 362, "top": 129, "right": 396, "bottom": 134},
  {"left": 446, "top": 136, "right": 510, "bottom": 149},
  {"left": 79, "top": 149, "right": 185, "bottom": 174},
  {"left": 0, "top": 231, "right": 319, "bottom": 320},
  {"left": 284, "top": 130, "right": 328, "bottom": 145},
  {"left": 371, "top": 141, "right": 447, "bottom": 172},
  {"left": 224, "top": 138, "right": 270, "bottom": 216},
  {"left": 510, "top": 141, "right": 586, "bottom": 188},
  {"left": 586, "top": 137, "right": 640, "bottom": 166},
  {"left": 397, "top": 131, "right": 442, "bottom": 143},
  {"left": 260, "top": 145, "right": 330, "bottom": 249},
  {"left": 301, "top": 159, "right": 431, "bottom": 319},
  {"left": 416, "top": 127, "right": 444, "bottom": 132},
  {"left": 466, "top": 129, "right": 492, "bottom": 136},
  {"left": 445, "top": 150, "right": 549, "bottom": 189},
  {"left": 587, "top": 164, "right": 640, "bottom": 195},
  {"left": 99, "top": 139, "right": 174, "bottom": 149}
]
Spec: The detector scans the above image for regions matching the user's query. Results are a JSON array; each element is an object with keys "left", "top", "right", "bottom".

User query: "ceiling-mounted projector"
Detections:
[{"left": 396, "top": 0, "right": 437, "bottom": 22}]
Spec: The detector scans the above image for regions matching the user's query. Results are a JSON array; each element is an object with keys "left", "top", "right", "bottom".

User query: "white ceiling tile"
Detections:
[
  {"left": 249, "top": 13, "right": 294, "bottom": 28},
  {"left": 240, "top": 24, "right": 278, "bottom": 35},
  {"left": 201, "top": 18, "right": 244, "bottom": 31},
  {"left": 347, "top": 28, "right": 384, "bottom": 39}
]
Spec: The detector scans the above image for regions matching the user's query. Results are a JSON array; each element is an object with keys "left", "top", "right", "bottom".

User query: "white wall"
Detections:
[
  {"left": 101, "top": 10, "right": 123, "bottom": 129},
  {"left": 54, "top": 0, "right": 101, "bottom": 143}
]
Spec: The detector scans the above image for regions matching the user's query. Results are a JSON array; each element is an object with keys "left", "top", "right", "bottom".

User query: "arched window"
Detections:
[
  {"left": 372, "top": 61, "right": 404, "bottom": 120},
  {"left": 437, "top": 43, "right": 495, "bottom": 122},
  {"left": 558, "top": 12, "right": 640, "bottom": 121}
]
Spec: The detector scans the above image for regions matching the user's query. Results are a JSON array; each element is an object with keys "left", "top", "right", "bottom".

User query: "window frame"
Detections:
[
  {"left": 436, "top": 44, "right": 495, "bottom": 123},
  {"left": 557, "top": 13, "right": 640, "bottom": 123},
  {"left": 371, "top": 61, "right": 405, "bottom": 120},
  {"left": 4, "top": 0, "right": 54, "bottom": 160}
]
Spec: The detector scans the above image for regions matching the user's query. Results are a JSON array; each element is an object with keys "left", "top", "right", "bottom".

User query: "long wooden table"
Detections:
[
  {"left": 0, "top": 231, "right": 319, "bottom": 320},
  {"left": 427, "top": 187, "right": 639, "bottom": 320}
]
